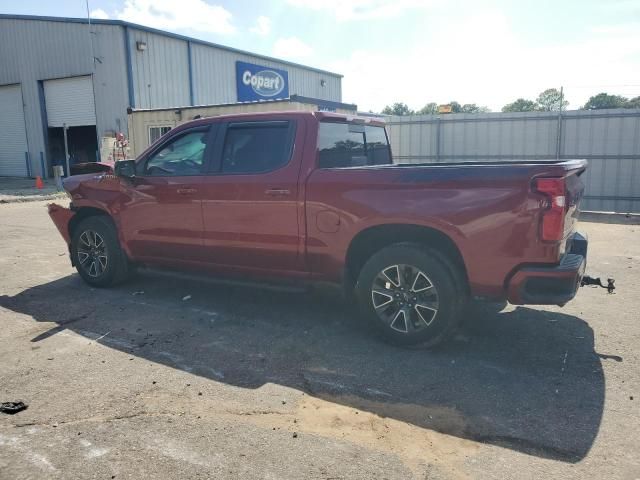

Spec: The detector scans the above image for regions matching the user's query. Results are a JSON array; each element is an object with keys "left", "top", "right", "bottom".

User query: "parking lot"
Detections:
[{"left": 1, "top": 199, "right": 638, "bottom": 479}]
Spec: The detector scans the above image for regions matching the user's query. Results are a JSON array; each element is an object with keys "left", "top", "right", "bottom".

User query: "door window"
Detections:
[
  {"left": 144, "top": 130, "right": 209, "bottom": 176},
  {"left": 220, "top": 121, "right": 294, "bottom": 174}
]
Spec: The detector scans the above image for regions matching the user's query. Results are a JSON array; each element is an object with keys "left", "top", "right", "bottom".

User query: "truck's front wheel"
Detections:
[
  {"left": 71, "top": 216, "right": 130, "bottom": 287},
  {"left": 355, "top": 244, "right": 463, "bottom": 347}
]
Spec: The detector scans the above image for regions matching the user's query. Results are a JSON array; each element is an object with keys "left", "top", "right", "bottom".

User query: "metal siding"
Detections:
[
  {"left": 129, "top": 29, "right": 190, "bottom": 109},
  {"left": 191, "top": 43, "right": 341, "bottom": 105},
  {"left": 386, "top": 109, "right": 640, "bottom": 213},
  {"left": 44, "top": 76, "right": 96, "bottom": 127},
  {"left": 0, "top": 84, "right": 29, "bottom": 176},
  {"left": 0, "top": 19, "right": 129, "bottom": 172}
]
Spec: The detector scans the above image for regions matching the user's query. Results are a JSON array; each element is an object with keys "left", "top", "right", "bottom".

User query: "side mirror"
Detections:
[{"left": 114, "top": 159, "right": 136, "bottom": 178}]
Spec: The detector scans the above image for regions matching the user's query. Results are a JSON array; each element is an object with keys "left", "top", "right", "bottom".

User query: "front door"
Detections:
[
  {"left": 119, "top": 127, "right": 214, "bottom": 264},
  {"left": 199, "top": 119, "right": 305, "bottom": 276}
]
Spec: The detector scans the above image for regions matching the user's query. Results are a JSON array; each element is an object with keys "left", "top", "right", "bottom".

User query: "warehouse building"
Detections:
[{"left": 0, "top": 14, "right": 344, "bottom": 177}]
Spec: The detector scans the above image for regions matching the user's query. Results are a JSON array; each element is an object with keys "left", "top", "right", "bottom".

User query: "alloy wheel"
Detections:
[
  {"left": 371, "top": 264, "right": 439, "bottom": 333},
  {"left": 77, "top": 229, "right": 108, "bottom": 278}
]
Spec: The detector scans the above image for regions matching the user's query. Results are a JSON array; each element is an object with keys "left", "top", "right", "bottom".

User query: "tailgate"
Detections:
[{"left": 563, "top": 162, "right": 587, "bottom": 240}]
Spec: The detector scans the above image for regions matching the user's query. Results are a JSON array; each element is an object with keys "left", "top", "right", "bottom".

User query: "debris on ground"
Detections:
[{"left": 0, "top": 401, "right": 28, "bottom": 415}]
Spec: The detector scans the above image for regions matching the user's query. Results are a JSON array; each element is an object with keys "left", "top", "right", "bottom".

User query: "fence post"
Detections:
[
  {"left": 555, "top": 112, "right": 563, "bottom": 160},
  {"left": 436, "top": 116, "right": 441, "bottom": 163}
]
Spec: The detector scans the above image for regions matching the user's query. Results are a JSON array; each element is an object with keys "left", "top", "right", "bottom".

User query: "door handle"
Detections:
[
  {"left": 176, "top": 188, "right": 197, "bottom": 195},
  {"left": 265, "top": 188, "right": 291, "bottom": 196}
]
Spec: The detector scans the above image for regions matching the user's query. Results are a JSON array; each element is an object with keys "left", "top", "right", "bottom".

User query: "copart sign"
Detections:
[{"left": 236, "top": 61, "right": 289, "bottom": 102}]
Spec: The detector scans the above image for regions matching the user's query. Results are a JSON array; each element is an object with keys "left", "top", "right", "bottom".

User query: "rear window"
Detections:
[{"left": 318, "top": 123, "right": 391, "bottom": 168}]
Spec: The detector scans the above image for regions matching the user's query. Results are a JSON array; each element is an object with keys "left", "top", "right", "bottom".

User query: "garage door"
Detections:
[
  {"left": 44, "top": 76, "right": 97, "bottom": 127},
  {"left": 0, "top": 84, "right": 29, "bottom": 177}
]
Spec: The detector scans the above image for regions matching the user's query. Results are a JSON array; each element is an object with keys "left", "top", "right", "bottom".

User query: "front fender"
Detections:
[{"left": 48, "top": 203, "right": 76, "bottom": 245}]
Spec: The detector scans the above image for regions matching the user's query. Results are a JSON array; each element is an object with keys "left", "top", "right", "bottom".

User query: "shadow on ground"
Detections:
[{"left": 0, "top": 271, "right": 605, "bottom": 462}]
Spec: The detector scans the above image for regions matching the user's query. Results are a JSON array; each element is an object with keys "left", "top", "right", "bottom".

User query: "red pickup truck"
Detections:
[{"left": 49, "top": 111, "right": 589, "bottom": 346}]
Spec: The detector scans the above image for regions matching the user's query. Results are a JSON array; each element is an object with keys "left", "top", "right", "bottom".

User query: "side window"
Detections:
[
  {"left": 221, "top": 121, "right": 294, "bottom": 174},
  {"left": 318, "top": 123, "right": 366, "bottom": 168},
  {"left": 365, "top": 125, "right": 392, "bottom": 165},
  {"left": 149, "top": 125, "right": 172, "bottom": 145},
  {"left": 144, "top": 130, "right": 208, "bottom": 176},
  {"left": 318, "top": 122, "right": 392, "bottom": 168}
]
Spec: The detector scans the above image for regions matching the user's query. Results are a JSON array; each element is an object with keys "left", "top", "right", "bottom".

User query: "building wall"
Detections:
[
  {"left": 0, "top": 18, "right": 130, "bottom": 173},
  {"left": 0, "top": 15, "right": 343, "bottom": 176},
  {"left": 385, "top": 109, "right": 640, "bottom": 213}
]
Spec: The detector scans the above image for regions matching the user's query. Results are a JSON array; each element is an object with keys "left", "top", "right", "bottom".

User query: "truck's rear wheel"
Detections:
[
  {"left": 71, "top": 216, "right": 130, "bottom": 287},
  {"left": 355, "top": 244, "right": 463, "bottom": 347}
]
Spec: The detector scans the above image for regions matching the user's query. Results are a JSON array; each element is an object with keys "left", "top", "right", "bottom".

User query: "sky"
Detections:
[{"left": 2, "top": 0, "right": 640, "bottom": 112}]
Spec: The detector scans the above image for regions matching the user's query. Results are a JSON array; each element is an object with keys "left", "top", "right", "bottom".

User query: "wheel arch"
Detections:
[
  {"left": 344, "top": 223, "right": 468, "bottom": 295},
  {"left": 68, "top": 206, "right": 111, "bottom": 240}
]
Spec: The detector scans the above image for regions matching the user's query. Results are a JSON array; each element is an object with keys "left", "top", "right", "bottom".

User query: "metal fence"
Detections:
[{"left": 385, "top": 108, "right": 640, "bottom": 213}]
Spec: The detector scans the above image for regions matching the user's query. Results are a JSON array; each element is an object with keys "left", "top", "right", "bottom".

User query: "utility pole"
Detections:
[{"left": 556, "top": 86, "right": 564, "bottom": 160}]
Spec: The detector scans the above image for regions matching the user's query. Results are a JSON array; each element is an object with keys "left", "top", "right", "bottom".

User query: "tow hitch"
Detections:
[{"left": 581, "top": 275, "right": 616, "bottom": 294}]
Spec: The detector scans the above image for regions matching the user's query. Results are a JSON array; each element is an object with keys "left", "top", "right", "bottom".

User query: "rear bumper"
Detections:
[
  {"left": 507, "top": 232, "right": 588, "bottom": 305},
  {"left": 48, "top": 203, "right": 75, "bottom": 245}
]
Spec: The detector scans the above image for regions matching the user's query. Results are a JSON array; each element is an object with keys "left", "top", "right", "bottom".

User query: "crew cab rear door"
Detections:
[{"left": 199, "top": 117, "right": 306, "bottom": 275}]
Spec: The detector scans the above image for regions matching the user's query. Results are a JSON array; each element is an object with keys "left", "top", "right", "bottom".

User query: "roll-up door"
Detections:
[{"left": 44, "top": 76, "right": 96, "bottom": 127}]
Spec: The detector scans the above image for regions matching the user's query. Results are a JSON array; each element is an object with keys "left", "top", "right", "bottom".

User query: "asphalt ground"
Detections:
[{"left": 0, "top": 200, "right": 638, "bottom": 479}]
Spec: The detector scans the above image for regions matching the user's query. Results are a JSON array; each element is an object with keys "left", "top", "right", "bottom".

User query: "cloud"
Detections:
[
  {"left": 250, "top": 16, "right": 271, "bottom": 36},
  {"left": 273, "top": 37, "right": 312, "bottom": 59},
  {"left": 331, "top": 13, "right": 640, "bottom": 112},
  {"left": 89, "top": 8, "right": 110, "bottom": 20},
  {"left": 116, "top": 0, "right": 235, "bottom": 34},
  {"left": 287, "top": 0, "right": 431, "bottom": 21}
]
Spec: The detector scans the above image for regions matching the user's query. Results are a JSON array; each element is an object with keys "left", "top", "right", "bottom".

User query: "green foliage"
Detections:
[
  {"left": 627, "top": 96, "right": 640, "bottom": 109},
  {"left": 417, "top": 102, "right": 438, "bottom": 115},
  {"left": 583, "top": 93, "right": 640, "bottom": 110},
  {"left": 536, "top": 88, "right": 569, "bottom": 111},
  {"left": 502, "top": 98, "right": 538, "bottom": 112},
  {"left": 381, "top": 102, "right": 414, "bottom": 116},
  {"left": 460, "top": 103, "right": 490, "bottom": 113}
]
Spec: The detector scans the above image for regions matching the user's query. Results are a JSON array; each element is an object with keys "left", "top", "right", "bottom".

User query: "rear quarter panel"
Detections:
[{"left": 305, "top": 162, "right": 583, "bottom": 298}]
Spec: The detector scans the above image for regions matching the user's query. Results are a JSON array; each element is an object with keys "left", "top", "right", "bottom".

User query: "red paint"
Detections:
[{"left": 49, "top": 111, "right": 588, "bottom": 302}]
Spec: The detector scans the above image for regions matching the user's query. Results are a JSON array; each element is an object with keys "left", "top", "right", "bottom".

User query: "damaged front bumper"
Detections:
[{"left": 48, "top": 203, "right": 76, "bottom": 245}]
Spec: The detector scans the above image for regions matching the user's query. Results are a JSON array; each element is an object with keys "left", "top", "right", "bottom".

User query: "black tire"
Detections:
[
  {"left": 355, "top": 243, "right": 465, "bottom": 347},
  {"left": 71, "top": 216, "right": 130, "bottom": 287}
]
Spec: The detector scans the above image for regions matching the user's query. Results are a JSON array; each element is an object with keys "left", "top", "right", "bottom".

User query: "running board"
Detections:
[{"left": 137, "top": 266, "right": 312, "bottom": 294}]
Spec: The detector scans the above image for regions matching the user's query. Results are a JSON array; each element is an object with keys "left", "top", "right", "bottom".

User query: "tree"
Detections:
[
  {"left": 582, "top": 92, "right": 628, "bottom": 110},
  {"left": 460, "top": 103, "right": 491, "bottom": 113},
  {"left": 626, "top": 96, "right": 640, "bottom": 109},
  {"left": 448, "top": 101, "right": 462, "bottom": 113},
  {"left": 536, "top": 88, "right": 569, "bottom": 111},
  {"left": 502, "top": 98, "right": 538, "bottom": 112},
  {"left": 417, "top": 102, "right": 438, "bottom": 115},
  {"left": 381, "top": 102, "right": 414, "bottom": 116}
]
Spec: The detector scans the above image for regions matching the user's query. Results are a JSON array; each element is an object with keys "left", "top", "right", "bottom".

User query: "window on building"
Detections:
[
  {"left": 221, "top": 121, "right": 294, "bottom": 174},
  {"left": 149, "top": 126, "right": 172, "bottom": 145},
  {"left": 144, "top": 130, "right": 208, "bottom": 176},
  {"left": 318, "top": 122, "right": 391, "bottom": 168}
]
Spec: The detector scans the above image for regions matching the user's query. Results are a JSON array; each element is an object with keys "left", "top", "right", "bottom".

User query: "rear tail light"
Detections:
[{"left": 535, "top": 177, "right": 566, "bottom": 241}]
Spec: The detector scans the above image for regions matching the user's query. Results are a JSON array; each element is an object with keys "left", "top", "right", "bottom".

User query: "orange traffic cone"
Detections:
[{"left": 35, "top": 176, "right": 44, "bottom": 190}]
